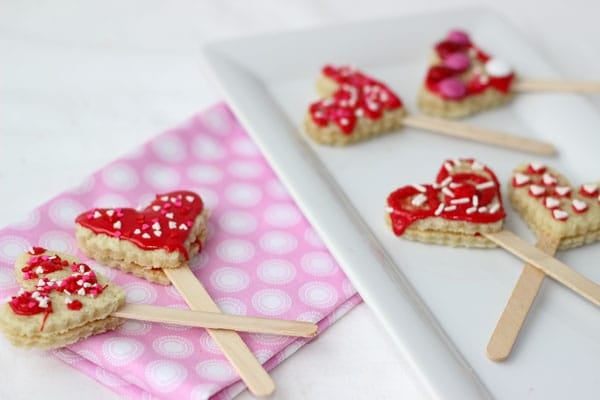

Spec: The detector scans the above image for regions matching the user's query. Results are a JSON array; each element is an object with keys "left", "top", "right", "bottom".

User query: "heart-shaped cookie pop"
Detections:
[
  {"left": 487, "top": 163, "right": 600, "bottom": 361},
  {"left": 386, "top": 158, "right": 505, "bottom": 247},
  {"left": 75, "top": 190, "right": 209, "bottom": 284},
  {"left": 303, "top": 65, "right": 554, "bottom": 154},
  {"left": 509, "top": 163, "right": 600, "bottom": 249},
  {"left": 0, "top": 247, "right": 125, "bottom": 349}
]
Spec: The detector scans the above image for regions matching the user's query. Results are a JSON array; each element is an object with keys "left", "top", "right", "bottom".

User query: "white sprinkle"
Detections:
[
  {"left": 340, "top": 118, "right": 349, "bottom": 126},
  {"left": 554, "top": 186, "right": 571, "bottom": 197},
  {"left": 466, "top": 207, "right": 477, "bottom": 214},
  {"left": 411, "top": 194, "right": 428, "bottom": 207},
  {"left": 79, "top": 265, "right": 85, "bottom": 273},
  {"left": 186, "top": 195, "right": 195, "bottom": 203},
  {"left": 179, "top": 224, "right": 188, "bottom": 231},
  {"left": 37, "top": 279, "right": 45, "bottom": 286},
  {"left": 65, "top": 297, "right": 73, "bottom": 304},
  {"left": 513, "top": 173, "right": 531, "bottom": 186},
  {"left": 542, "top": 173, "right": 557, "bottom": 186},
  {"left": 17, "top": 288, "right": 25, "bottom": 295},
  {"left": 552, "top": 209, "right": 569, "bottom": 221},
  {"left": 165, "top": 212, "right": 174, "bottom": 219},
  {"left": 472, "top": 195, "right": 479, "bottom": 207},
  {"left": 412, "top": 184, "right": 427, "bottom": 193},
  {"left": 152, "top": 222, "right": 161, "bottom": 231},
  {"left": 35, "top": 266, "right": 44, "bottom": 274},
  {"left": 160, "top": 195, "right": 169, "bottom": 201},
  {"left": 582, "top": 183, "right": 598, "bottom": 194},
  {"left": 444, "top": 162, "right": 453, "bottom": 172},
  {"left": 154, "top": 230, "right": 162, "bottom": 237},
  {"left": 113, "top": 220, "right": 122, "bottom": 230},
  {"left": 442, "top": 187, "right": 455, "bottom": 198},
  {"left": 93, "top": 211, "right": 102, "bottom": 219},
  {"left": 32, "top": 291, "right": 40, "bottom": 298},
  {"left": 83, "top": 282, "right": 92, "bottom": 288},
  {"left": 106, "top": 209, "right": 115, "bottom": 217},
  {"left": 38, "top": 299, "right": 49, "bottom": 308},
  {"left": 355, "top": 108, "right": 364, "bottom": 117},
  {"left": 169, "top": 221, "right": 177, "bottom": 229},
  {"left": 489, "top": 203, "right": 500, "bottom": 213},
  {"left": 529, "top": 185, "right": 546, "bottom": 197},
  {"left": 529, "top": 162, "right": 545, "bottom": 172},
  {"left": 434, "top": 203, "right": 445, "bottom": 216},
  {"left": 449, "top": 183, "right": 461, "bottom": 189},
  {"left": 450, "top": 197, "right": 470, "bottom": 205},
  {"left": 77, "top": 288, "right": 86, "bottom": 296},
  {"left": 385, "top": 206, "right": 395, "bottom": 213},
  {"left": 133, "top": 228, "right": 141, "bottom": 235},
  {"left": 444, "top": 205, "right": 457, "bottom": 212},
  {"left": 76, "top": 279, "right": 83, "bottom": 286},
  {"left": 572, "top": 199, "right": 588, "bottom": 212},
  {"left": 478, "top": 207, "right": 488, "bottom": 213},
  {"left": 453, "top": 158, "right": 462, "bottom": 167},
  {"left": 63, "top": 290, "right": 71, "bottom": 296},
  {"left": 544, "top": 197, "right": 560, "bottom": 209},
  {"left": 142, "top": 233, "right": 151, "bottom": 239},
  {"left": 440, "top": 176, "right": 452, "bottom": 187},
  {"left": 152, "top": 205, "right": 161, "bottom": 212},
  {"left": 48, "top": 255, "right": 57, "bottom": 260},
  {"left": 476, "top": 181, "right": 495, "bottom": 190}
]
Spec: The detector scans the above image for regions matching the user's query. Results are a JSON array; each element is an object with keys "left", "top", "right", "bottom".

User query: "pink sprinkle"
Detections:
[
  {"left": 152, "top": 218, "right": 159, "bottom": 223},
  {"left": 115, "top": 231, "right": 122, "bottom": 238},
  {"left": 186, "top": 220, "right": 193, "bottom": 227},
  {"left": 29, "top": 256, "right": 39, "bottom": 264},
  {"left": 41, "top": 256, "right": 49, "bottom": 261},
  {"left": 438, "top": 77, "right": 467, "bottom": 99},
  {"left": 142, "top": 223, "right": 149, "bottom": 230},
  {"left": 23, "top": 272, "right": 31, "bottom": 280},
  {"left": 163, "top": 203, "right": 172, "bottom": 209},
  {"left": 446, "top": 29, "right": 470, "bottom": 45}
]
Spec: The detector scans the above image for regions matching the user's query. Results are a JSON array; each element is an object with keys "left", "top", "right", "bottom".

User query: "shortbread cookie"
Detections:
[
  {"left": 417, "top": 29, "right": 516, "bottom": 118},
  {"left": 75, "top": 191, "right": 209, "bottom": 285},
  {"left": 509, "top": 162, "right": 600, "bottom": 249},
  {"left": 386, "top": 158, "right": 505, "bottom": 247},
  {"left": 304, "top": 65, "right": 407, "bottom": 145},
  {"left": 0, "top": 247, "right": 125, "bottom": 349}
]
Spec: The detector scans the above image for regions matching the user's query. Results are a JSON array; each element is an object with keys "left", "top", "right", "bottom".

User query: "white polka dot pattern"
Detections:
[{"left": 0, "top": 104, "right": 361, "bottom": 400}]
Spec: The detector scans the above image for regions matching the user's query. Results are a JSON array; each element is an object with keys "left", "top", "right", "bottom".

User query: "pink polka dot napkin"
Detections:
[{"left": 0, "top": 103, "right": 361, "bottom": 399}]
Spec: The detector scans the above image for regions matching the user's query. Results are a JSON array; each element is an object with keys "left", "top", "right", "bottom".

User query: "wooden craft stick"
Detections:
[
  {"left": 484, "top": 231, "right": 600, "bottom": 306},
  {"left": 513, "top": 79, "right": 600, "bottom": 93},
  {"left": 486, "top": 234, "right": 559, "bottom": 361},
  {"left": 113, "top": 304, "right": 318, "bottom": 338},
  {"left": 164, "top": 266, "right": 276, "bottom": 397},
  {"left": 402, "top": 115, "right": 556, "bottom": 155}
]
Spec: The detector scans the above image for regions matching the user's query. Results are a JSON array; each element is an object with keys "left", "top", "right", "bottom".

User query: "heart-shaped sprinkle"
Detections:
[
  {"left": 581, "top": 183, "right": 598, "bottom": 197},
  {"left": 572, "top": 199, "right": 588, "bottom": 213},
  {"left": 554, "top": 186, "right": 571, "bottom": 197},
  {"left": 542, "top": 173, "right": 558, "bottom": 186},
  {"left": 528, "top": 162, "right": 546, "bottom": 174},
  {"left": 552, "top": 209, "right": 569, "bottom": 221},
  {"left": 528, "top": 185, "right": 546, "bottom": 197},
  {"left": 513, "top": 173, "right": 530, "bottom": 187},
  {"left": 544, "top": 197, "right": 560, "bottom": 209}
]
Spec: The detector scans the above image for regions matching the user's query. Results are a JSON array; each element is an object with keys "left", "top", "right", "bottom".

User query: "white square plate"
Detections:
[{"left": 202, "top": 8, "right": 600, "bottom": 400}]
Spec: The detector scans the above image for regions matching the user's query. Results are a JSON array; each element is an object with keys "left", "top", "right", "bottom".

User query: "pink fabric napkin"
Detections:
[{"left": 0, "top": 103, "right": 361, "bottom": 399}]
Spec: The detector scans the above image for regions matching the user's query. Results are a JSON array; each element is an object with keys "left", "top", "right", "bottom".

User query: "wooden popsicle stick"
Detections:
[
  {"left": 113, "top": 303, "right": 318, "bottom": 338},
  {"left": 402, "top": 114, "right": 556, "bottom": 155},
  {"left": 486, "top": 234, "right": 559, "bottom": 361},
  {"left": 164, "top": 266, "right": 275, "bottom": 397},
  {"left": 484, "top": 230, "right": 600, "bottom": 306},
  {"left": 513, "top": 79, "right": 600, "bottom": 93}
]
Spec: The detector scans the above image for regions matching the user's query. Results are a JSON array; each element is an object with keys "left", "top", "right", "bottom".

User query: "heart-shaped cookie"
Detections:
[
  {"left": 0, "top": 247, "right": 125, "bottom": 349},
  {"left": 386, "top": 158, "right": 505, "bottom": 247},
  {"left": 509, "top": 162, "right": 600, "bottom": 249},
  {"left": 75, "top": 190, "right": 209, "bottom": 284},
  {"left": 304, "top": 65, "right": 407, "bottom": 145},
  {"left": 417, "top": 29, "right": 515, "bottom": 118}
]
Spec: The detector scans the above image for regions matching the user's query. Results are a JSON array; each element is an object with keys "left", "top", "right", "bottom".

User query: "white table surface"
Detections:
[{"left": 2, "top": 1, "right": 600, "bottom": 399}]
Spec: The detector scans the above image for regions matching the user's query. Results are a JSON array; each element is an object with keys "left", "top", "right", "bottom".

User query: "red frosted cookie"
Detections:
[
  {"left": 75, "top": 190, "right": 209, "bottom": 285},
  {"left": 417, "top": 29, "right": 515, "bottom": 118},
  {"left": 0, "top": 247, "right": 125, "bottom": 349},
  {"left": 304, "top": 65, "right": 407, "bottom": 145},
  {"left": 386, "top": 158, "right": 505, "bottom": 247}
]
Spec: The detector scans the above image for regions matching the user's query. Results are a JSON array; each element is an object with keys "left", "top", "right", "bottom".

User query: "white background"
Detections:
[{"left": 2, "top": 1, "right": 600, "bottom": 399}]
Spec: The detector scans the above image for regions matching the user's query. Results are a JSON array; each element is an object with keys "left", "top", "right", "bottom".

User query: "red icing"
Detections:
[
  {"left": 425, "top": 31, "right": 515, "bottom": 100},
  {"left": 309, "top": 65, "right": 403, "bottom": 134},
  {"left": 76, "top": 191, "right": 204, "bottom": 259},
  {"left": 387, "top": 159, "right": 505, "bottom": 235},
  {"left": 28, "top": 247, "right": 46, "bottom": 255},
  {"left": 8, "top": 253, "right": 109, "bottom": 330},
  {"left": 21, "top": 253, "right": 69, "bottom": 280}
]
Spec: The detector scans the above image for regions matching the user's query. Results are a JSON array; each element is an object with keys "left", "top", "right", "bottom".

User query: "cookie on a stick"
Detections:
[
  {"left": 418, "top": 29, "right": 600, "bottom": 119},
  {"left": 0, "top": 248, "right": 318, "bottom": 349},
  {"left": 487, "top": 163, "right": 600, "bottom": 361},
  {"left": 385, "top": 158, "right": 600, "bottom": 308},
  {"left": 304, "top": 65, "right": 554, "bottom": 154},
  {"left": 75, "top": 190, "right": 275, "bottom": 397}
]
